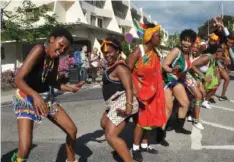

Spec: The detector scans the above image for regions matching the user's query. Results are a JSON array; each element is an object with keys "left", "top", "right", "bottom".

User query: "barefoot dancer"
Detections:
[
  {"left": 100, "top": 37, "right": 138, "bottom": 162},
  {"left": 12, "top": 28, "right": 84, "bottom": 162}
]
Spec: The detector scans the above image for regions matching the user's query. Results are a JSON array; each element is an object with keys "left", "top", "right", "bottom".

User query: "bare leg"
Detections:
[
  {"left": 206, "top": 89, "right": 217, "bottom": 100},
  {"left": 48, "top": 105, "right": 77, "bottom": 162},
  {"left": 219, "top": 68, "right": 230, "bottom": 97},
  {"left": 100, "top": 112, "right": 108, "bottom": 130},
  {"left": 188, "top": 86, "right": 202, "bottom": 120},
  {"left": 172, "top": 84, "right": 191, "bottom": 134},
  {"left": 16, "top": 119, "right": 34, "bottom": 159},
  {"left": 199, "top": 83, "right": 206, "bottom": 100},
  {"left": 133, "top": 125, "right": 143, "bottom": 146},
  {"left": 173, "top": 84, "right": 190, "bottom": 119},
  {"left": 105, "top": 119, "right": 133, "bottom": 162},
  {"left": 162, "top": 88, "right": 173, "bottom": 129}
]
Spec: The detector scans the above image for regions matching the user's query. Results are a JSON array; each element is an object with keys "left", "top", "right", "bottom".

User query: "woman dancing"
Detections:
[
  {"left": 12, "top": 28, "right": 84, "bottom": 162},
  {"left": 100, "top": 37, "right": 138, "bottom": 162},
  {"left": 162, "top": 29, "right": 197, "bottom": 135},
  {"left": 128, "top": 22, "right": 166, "bottom": 162}
]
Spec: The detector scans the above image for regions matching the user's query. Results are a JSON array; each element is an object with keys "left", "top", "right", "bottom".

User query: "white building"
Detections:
[{"left": 1, "top": 0, "right": 168, "bottom": 72}]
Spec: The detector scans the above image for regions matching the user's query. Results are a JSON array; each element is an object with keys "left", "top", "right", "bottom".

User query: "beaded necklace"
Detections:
[
  {"left": 41, "top": 43, "right": 55, "bottom": 83},
  {"left": 41, "top": 57, "right": 55, "bottom": 83}
]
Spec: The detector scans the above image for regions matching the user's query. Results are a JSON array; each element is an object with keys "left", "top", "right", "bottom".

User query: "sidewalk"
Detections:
[{"left": 1, "top": 77, "right": 102, "bottom": 104}]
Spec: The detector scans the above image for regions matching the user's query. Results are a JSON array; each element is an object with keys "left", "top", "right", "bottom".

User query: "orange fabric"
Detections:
[
  {"left": 132, "top": 48, "right": 166, "bottom": 127},
  {"left": 101, "top": 40, "right": 113, "bottom": 52}
]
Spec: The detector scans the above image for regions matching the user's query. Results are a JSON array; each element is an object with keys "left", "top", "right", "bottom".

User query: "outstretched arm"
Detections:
[{"left": 191, "top": 54, "right": 210, "bottom": 77}]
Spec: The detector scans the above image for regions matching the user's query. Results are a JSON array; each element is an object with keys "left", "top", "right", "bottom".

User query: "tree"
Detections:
[
  {"left": 121, "top": 41, "right": 136, "bottom": 57},
  {"left": 1, "top": 0, "right": 71, "bottom": 43},
  {"left": 166, "top": 32, "right": 180, "bottom": 49}
]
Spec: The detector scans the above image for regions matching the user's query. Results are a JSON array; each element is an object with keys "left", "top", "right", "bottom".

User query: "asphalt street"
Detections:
[{"left": 1, "top": 81, "right": 234, "bottom": 162}]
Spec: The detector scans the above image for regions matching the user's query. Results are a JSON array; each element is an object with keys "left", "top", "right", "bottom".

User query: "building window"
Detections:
[
  {"left": 91, "top": 15, "right": 96, "bottom": 26},
  {"left": 97, "top": 18, "right": 103, "bottom": 28},
  {"left": 85, "top": 0, "right": 105, "bottom": 8},
  {"left": 25, "top": 8, "right": 39, "bottom": 21}
]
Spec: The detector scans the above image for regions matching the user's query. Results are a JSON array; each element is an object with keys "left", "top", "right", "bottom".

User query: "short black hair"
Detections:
[
  {"left": 180, "top": 29, "right": 197, "bottom": 43},
  {"left": 208, "top": 44, "right": 222, "bottom": 54},
  {"left": 49, "top": 28, "right": 73, "bottom": 44},
  {"left": 101, "top": 36, "right": 122, "bottom": 53}
]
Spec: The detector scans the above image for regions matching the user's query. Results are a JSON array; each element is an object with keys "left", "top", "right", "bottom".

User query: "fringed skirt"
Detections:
[{"left": 12, "top": 89, "right": 59, "bottom": 122}]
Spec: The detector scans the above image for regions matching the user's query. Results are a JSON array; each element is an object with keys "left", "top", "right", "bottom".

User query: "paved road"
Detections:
[{"left": 1, "top": 81, "right": 234, "bottom": 162}]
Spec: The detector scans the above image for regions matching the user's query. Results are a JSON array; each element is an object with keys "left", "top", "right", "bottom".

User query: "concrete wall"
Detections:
[{"left": 1, "top": 43, "right": 23, "bottom": 72}]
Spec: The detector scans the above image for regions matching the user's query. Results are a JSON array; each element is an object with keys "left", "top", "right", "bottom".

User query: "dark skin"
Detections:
[
  {"left": 127, "top": 31, "right": 160, "bottom": 147},
  {"left": 192, "top": 51, "right": 223, "bottom": 101},
  {"left": 100, "top": 45, "right": 134, "bottom": 162},
  {"left": 15, "top": 37, "right": 84, "bottom": 116},
  {"left": 14, "top": 36, "right": 85, "bottom": 161},
  {"left": 162, "top": 39, "right": 192, "bottom": 121},
  {"left": 183, "top": 44, "right": 203, "bottom": 120}
]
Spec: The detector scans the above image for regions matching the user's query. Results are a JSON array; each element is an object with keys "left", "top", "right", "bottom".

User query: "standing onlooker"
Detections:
[
  {"left": 80, "top": 45, "right": 90, "bottom": 82},
  {"left": 90, "top": 47, "right": 100, "bottom": 82}
]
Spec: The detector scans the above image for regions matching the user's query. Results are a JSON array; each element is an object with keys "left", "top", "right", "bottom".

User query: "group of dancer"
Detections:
[{"left": 11, "top": 16, "right": 234, "bottom": 162}]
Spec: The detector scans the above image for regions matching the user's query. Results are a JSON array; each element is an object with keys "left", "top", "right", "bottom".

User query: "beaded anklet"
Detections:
[{"left": 11, "top": 153, "right": 27, "bottom": 162}]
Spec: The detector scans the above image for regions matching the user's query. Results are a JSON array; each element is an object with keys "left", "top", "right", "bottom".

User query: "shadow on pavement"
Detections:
[
  {"left": 55, "top": 121, "right": 162, "bottom": 162},
  {"left": 1, "top": 144, "right": 37, "bottom": 161},
  {"left": 55, "top": 130, "right": 105, "bottom": 162}
]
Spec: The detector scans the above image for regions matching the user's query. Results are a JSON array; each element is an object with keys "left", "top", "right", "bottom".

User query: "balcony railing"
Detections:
[
  {"left": 83, "top": 0, "right": 105, "bottom": 9},
  {"left": 112, "top": 1, "right": 128, "bottom": 19}
]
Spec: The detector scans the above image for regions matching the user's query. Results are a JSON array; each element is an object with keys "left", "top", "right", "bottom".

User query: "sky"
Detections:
[{"left": 133, "top": 0, "right": 234, "bottom": 35}]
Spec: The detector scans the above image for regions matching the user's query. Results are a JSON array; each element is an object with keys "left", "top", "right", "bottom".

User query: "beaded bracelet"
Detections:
[{"left": 126, "top": 103, "right": 133, "bottom": 107}]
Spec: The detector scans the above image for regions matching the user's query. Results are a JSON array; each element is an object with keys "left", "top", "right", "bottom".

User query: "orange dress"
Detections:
[{"left": 132, "top": 48, "right": 166, "bottom": 127}]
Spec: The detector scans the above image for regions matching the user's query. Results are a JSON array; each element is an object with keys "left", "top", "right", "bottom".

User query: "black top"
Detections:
[
  {"left": 24, "top": 44, "right": 61, "bottom": 93},
  {"left": 102, "top": 63, "right": 125, "bottom": 101}
]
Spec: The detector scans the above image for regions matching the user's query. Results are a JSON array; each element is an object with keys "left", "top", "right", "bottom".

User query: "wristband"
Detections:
[{"left": 126, "top": 103, "right": 133, "bottom": 107}]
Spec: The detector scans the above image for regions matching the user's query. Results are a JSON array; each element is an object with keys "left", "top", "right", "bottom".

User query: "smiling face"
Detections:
[
  {"left": 48, "top": 36, "right": 70, "bottom": 58},
  {"left": 227, "top": 39, "right": 234, "bottom": 48},
  {"left": 102, "top": 45, "right": 119, "bottom": 66},
  {"left": 181, "top": 37, "right": 193, "bottom": 54},
  {"left": 191, "top": 43, "right": 200, "bottom": 57}
]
